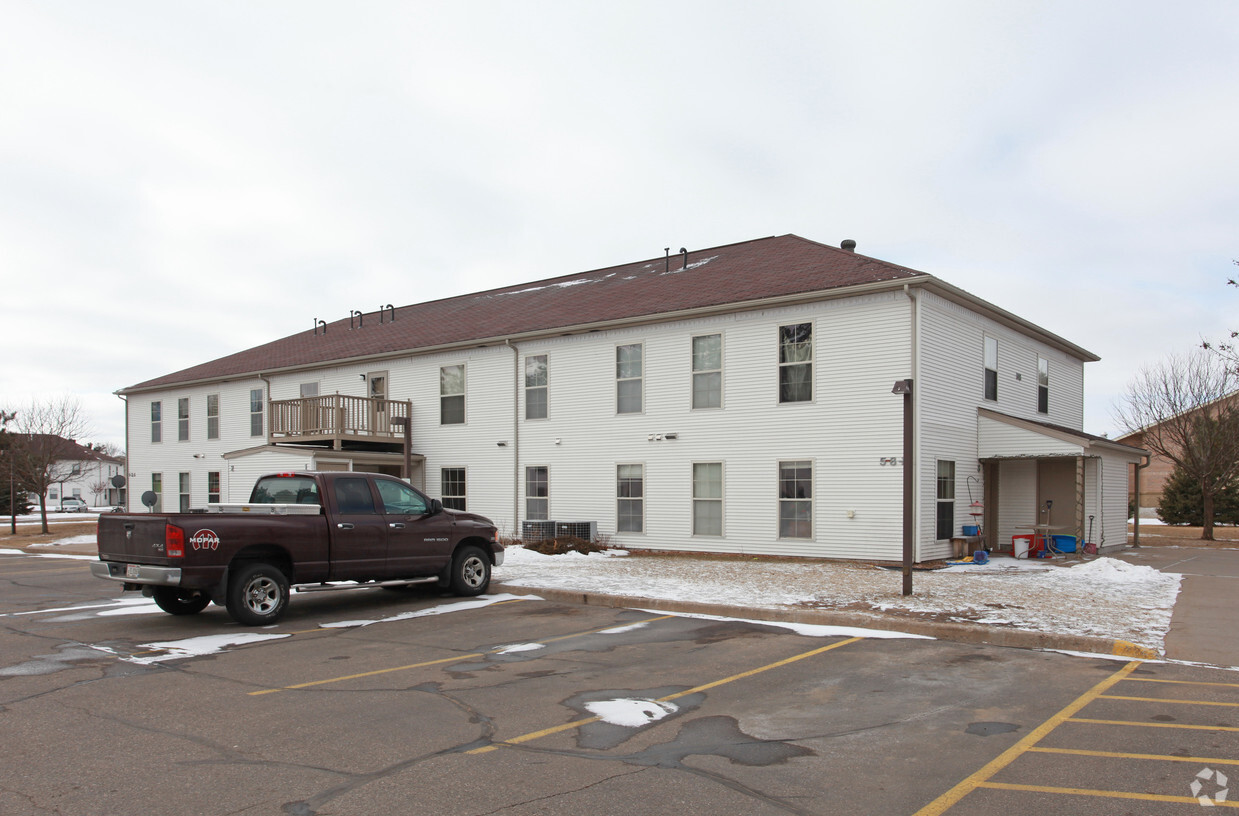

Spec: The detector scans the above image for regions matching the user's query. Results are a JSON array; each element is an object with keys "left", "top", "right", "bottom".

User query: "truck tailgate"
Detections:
[{"left": 97, "top": 515, "right": 177, "bottom": 564}]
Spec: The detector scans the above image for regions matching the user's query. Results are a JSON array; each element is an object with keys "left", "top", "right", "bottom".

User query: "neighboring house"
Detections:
[
  {"left": 117, "top": 234, "right": 1143, "bottom": 560},
  {"left": 1116, "top": 391, "right": 1239, "bottom": 513},
  {"left": 23, "top": 436, "right": 125, "bottom": 509}
]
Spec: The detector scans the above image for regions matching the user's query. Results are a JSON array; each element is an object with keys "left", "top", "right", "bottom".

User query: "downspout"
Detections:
[
  {"left": 904, "top": 284, "right": 921, "bottom": 562},
  {"left": 1133, "top": 454, "right": 1149, "bottom": 548},
  {"left": 117, "top": 394, "right": 128, "bottom": 511},
  {"left": 505, "top": 339, "right": 520, "bottom": 535}
]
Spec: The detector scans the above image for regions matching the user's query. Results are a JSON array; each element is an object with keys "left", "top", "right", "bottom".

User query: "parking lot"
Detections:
[{"left": 2, "top": 550, "right": 1237, "bottom": 815}]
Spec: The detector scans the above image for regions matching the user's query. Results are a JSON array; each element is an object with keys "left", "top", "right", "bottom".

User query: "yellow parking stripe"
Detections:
[
  {"left": 1128, "top": 676, "right": 1239, "bottom": 690},
  {"left": 467, "top": 636, "right": 864, "bottom": 755},
  {"left": 911, "top": 660, "right": 1142, "bottom": 816},
  {"left": 976, "top": 781, "right": 1239, "bottom": 807},
  {"left": 1030, "top": 746, "right": 1239, "bottom": 766},
  {"left": 248, "top": 614, "right": 673, "bottom": 696},
  {"left": 1067, "top": 717, "right": 1239, "bottom": 732},
  {"left": 1099, "top": 694, "right": 1239, "bottom": 707}
]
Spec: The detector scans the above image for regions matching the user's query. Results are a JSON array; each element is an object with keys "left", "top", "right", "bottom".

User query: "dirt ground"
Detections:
[{"left": 0, "top": 520, "right": 96, "bottom": 549}]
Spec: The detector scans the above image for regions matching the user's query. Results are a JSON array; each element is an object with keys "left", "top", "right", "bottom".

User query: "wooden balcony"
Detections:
[{"left": 269, "top": 395, "right": 412, "bottom": 450}]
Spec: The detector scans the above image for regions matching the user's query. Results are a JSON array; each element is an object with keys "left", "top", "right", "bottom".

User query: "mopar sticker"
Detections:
[{"left": 189, "top": 529, "right": 221, "bottom": 551}]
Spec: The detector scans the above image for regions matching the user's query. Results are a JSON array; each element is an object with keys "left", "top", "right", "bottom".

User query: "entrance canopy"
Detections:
[{"left": 978, "top": 408, "right": 1144, "bottom": 462}]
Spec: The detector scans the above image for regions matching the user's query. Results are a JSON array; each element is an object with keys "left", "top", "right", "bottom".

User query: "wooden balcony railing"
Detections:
[{"left": 269, "top": 395, "right": 411, "bottom": 448}]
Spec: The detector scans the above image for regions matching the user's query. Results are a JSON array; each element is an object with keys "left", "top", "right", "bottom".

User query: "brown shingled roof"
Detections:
[{"left": 122, "top": 234, "right": 926, "bottom": 392}]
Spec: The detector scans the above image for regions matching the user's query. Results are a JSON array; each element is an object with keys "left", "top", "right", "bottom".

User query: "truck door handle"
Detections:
[
  {"left": 337, "top": 523, "right": 354, "bottom": 530},
  {"left": 389, "top": 523, "right": 406, "bottom": 530}
]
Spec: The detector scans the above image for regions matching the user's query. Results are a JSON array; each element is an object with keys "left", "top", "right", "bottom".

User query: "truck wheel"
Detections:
[
  {"left": 226, "top": 563, "right": 290, "bottom": 626},
  {"left": 152, "top": 587, "right": 210, "bottom": 616},
  {"left": 450, "top": 546, "right": 491, "bottom": 596}
]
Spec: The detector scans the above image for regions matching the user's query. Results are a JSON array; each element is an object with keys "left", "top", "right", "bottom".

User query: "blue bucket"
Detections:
[{"left": 1051, "top": 534, "right": 1077, "bottom": 553}]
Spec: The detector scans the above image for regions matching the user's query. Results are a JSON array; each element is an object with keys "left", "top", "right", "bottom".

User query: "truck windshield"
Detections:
[{"left": 250, "top": 476, "right": 321, "bottom": 505}]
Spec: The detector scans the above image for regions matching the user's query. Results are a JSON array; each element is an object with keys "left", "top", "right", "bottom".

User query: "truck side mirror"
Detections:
[{"left": 429, "top": 499, "right": 443, "bottom": 516}]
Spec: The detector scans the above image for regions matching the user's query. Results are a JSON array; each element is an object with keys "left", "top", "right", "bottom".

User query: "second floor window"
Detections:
[
  {"left": 617, "top": 344, "right": 643, "bottom": 414},
  {"left": 692, "top": 334, "right": 722, "bottom": 409},
  {"left": 151, "top": 401, "right": 162, "bottom": 443},
  {"left": 779, "top": 324, "right": 812, "bottom": 403},
  {"left": 206, "top": 394, "right": 219, "bottom": 440},
  {"left": 441, "top": 365, "right": 465, "bottom": 425},
  {"left": 983, "top": 336, "right": 998, "bottom": 401},
  {"left": 525, "top": 355, "right": 548, "bottom": 420},
  {"left": 178, "top": 398, "right": 189, "bottom": 442},
  {"left": 250, "top": 389, "right": 264, "bottom": 437},
  {"left": 1037, "top": 357, "right": 1049, "bottom": 414}
]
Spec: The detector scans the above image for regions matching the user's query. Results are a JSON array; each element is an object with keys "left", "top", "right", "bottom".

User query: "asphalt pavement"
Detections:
[{"left": 10, "top": 536, "right": 1238, "bottom": 668}]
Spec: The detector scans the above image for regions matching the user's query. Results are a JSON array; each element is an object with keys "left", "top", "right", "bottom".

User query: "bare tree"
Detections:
[
  {"left": 1114, "top": 350, "right": 1239, "bottom": 539},
  {"left": 8, "top": 397, "right": 93, "bottom": 534},
  {"left": 1202, "top": 261, "right": 1239, "bottom": 373}
]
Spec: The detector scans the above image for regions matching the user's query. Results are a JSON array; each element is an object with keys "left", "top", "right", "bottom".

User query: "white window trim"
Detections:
[
  {"left": 691, "top": 333, "right": 724, "bottom": 411},
  {"left": 777, "top": 322, "right": 815, "bottom": 405},
  {"left": 616, "top": 462, "right": 645, "bottom": 534},
  {"left": 524, "top": 354, "right": 550, "bottom": 421},
  {"left": 525, "top": 465, "right": 550, "bottom": 522},
  {"left": 441, "top": 466, "right": 468, "bottom": 511},
  {"left": 692, "top": 461, "right": 725, "bottom": 538},
  {"left": 440, "top": 363, "right": 467, "bottom": 426},
  {"left": 616, "top": 342, "right": 644, "bottom": 416},
  {"left": 777, "top": 458, "right": 815, "bottom": 541}
]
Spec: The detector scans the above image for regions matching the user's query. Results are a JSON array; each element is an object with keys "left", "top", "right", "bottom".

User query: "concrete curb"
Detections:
[{"left": 496, "top": 583, "right": 1160, "bottom": 660}]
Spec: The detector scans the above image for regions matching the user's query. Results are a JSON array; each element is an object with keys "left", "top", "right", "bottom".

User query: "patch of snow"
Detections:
[
  {"left": 320, "top": 593, "right": 526, "bottom": 629},
  {"left": 127, "top": 633, "right": 289, "bottom": 664},
  {"left": 585, "top": 698, "right": 678, "bottom": 727},
  {"left": 496, "top": 643, "right": 544, "bottom": 654}
]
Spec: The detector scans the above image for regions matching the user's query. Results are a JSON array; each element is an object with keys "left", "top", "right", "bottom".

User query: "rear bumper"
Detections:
[{"left": 90, "top": 561, "right": 182, "bottom": 587}]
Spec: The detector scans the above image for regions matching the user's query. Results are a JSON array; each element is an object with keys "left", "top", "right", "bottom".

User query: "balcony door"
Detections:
[{"left": 367, "top": 371, "right": 389, "bottom": 435}]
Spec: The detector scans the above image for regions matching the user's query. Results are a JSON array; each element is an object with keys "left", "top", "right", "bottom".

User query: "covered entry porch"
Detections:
[{"left": 976, "top": 408, "right": 1145, "bottom": 558}]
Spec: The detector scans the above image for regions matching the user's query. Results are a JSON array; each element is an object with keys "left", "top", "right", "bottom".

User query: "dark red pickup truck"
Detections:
[{"left": 91, "top": 471, "right": 503, "bottom": 625}]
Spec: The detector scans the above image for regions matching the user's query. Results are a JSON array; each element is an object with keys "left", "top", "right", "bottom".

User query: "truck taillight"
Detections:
[{"left": 166, "top": 524, "right": 185, "bottom": 558}]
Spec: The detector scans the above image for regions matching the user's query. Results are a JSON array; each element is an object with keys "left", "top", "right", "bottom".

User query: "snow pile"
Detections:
[{"left": 498, "top": 548, "right": 1182, "bottom": 653}]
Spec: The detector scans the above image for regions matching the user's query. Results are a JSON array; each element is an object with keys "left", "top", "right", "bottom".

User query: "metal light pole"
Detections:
[{"left": 892, "top": 379, "right": 914, "bottom": 596}]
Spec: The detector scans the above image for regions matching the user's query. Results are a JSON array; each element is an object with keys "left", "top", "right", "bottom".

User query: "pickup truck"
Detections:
[{"left": 91, "top": 471, "right": 504, "bottom": 625}]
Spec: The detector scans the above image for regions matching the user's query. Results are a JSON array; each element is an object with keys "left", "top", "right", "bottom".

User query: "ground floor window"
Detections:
[
  {"left": 441, "top": 468, "right": 467, "bottom": 511},
  {"left": 936, "top": 460, "right": 956, "bottom": 540},
  {"left": 526, "top": 466, "right": 548, "bottom": 520},
  {"left": 151, "top": 473, "right": 162, "bottom": 512},
  {"left": 778, "top": 460, "right": 813, "bottom": 539},
  {"left": 617, "top": 464, "right": 644, "bottom": 532},
  {"left": 179, "top": 473, "right": 191, "bottom": 513},
  {"left": 208, "top": 472, "right": 220, "bottom": 504},
  {"left": 693, "top": 462, "right": 723, "bottom": 536}
]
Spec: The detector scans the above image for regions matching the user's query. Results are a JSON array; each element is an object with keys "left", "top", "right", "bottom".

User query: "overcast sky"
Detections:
[{"left": 4, "top": 1, "right": 1237, "bottom": 448}]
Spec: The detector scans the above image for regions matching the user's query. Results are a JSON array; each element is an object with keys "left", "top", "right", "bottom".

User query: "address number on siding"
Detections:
[{"left": 879, "top": 457, "right": 904, "bottom": 466}]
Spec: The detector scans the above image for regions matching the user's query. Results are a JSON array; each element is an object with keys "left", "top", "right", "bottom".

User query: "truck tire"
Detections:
[
  {"left": 226, "top": 563, "right": 290, "bottom": 626},
  {"left": 152, "top": 587, "right": 210, "bottom": 616},
  {"left": 450, "top": 545, "right": 491, "bottom": 596}
]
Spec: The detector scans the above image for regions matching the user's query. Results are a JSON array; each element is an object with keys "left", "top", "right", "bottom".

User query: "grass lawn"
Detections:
[{"left": 0, "top": 520, "right": 98, "bottom": 549}]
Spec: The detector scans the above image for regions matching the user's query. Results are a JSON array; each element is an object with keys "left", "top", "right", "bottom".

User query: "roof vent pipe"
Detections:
[
  {"left": 314, "top": 319, "right": 327, "bottom": 336},
  {"left": 841, "top": 239, "right": 857, "bottom": 252},
  {"left": 380, "top": 304, "right": 395, "bottom": 324},
  {"left": 680, "top": 247, "right": 688, "bottom": 269},
  {"left": 350, "top": 310, "right": 363, "bottom": 329},
  {"left": 664, "top": 247, "right": 670, "bottom": 274}
]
